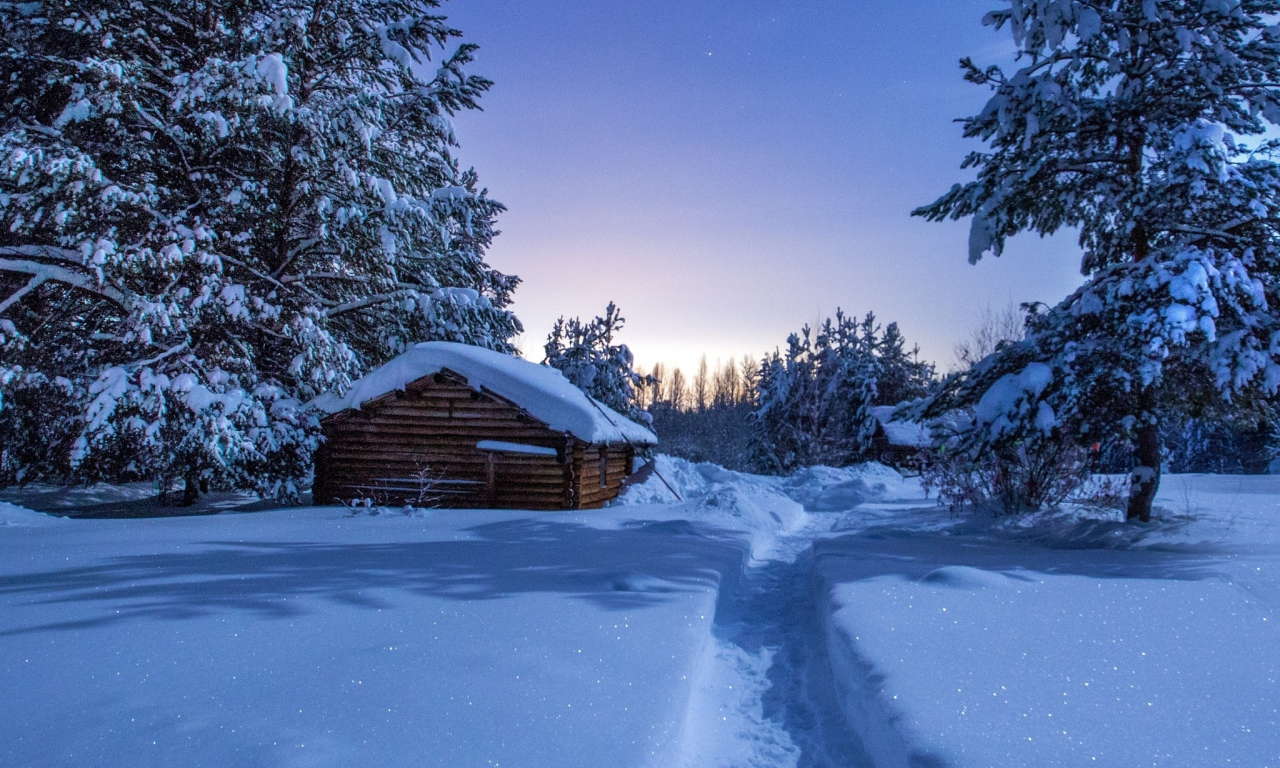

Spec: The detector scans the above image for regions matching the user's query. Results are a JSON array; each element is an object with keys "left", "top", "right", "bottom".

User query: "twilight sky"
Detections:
[{"left": 443, "top": 0, "right": 1087, "bottom": 374}]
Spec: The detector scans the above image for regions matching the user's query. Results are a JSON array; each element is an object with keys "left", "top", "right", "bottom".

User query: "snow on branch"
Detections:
[
  {"left": 322, "top": 290, "right": 411, "bottom": 318},
  {"left": 0, "top": 258, "right": 127, "bottom": 309},
  {"left": 0, "top": 245, "right": 87, "bottom": 265},
  {"left": 0, "top": 274, "right": 46, "bottom": 315}
]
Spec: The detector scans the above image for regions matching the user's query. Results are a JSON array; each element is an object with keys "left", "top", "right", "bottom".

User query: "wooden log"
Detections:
[
  {"left": 322, "top": 468, "right": 567, "bottom": 485},
  {"left": 328, "top": 423, "right": 564, "bottom": 440},
  {"left": 322, "top": 450, "right": 562, "bottom": 465}
]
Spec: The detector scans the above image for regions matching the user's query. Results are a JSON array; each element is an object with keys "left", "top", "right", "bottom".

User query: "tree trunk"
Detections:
[
  {"left": 181, "top": 469, "right": 201, "bottom": 507},
  {"left": 1124, "top": 134, "right": 1156, "bottom": 523},
  {"left": 1127, "top": 391, "right": 1159, "bottom": 522}
]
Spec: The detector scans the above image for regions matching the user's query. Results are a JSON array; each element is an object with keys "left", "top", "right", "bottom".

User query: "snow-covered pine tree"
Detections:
[
  {"left": 876, "top": 321, "right": 935, "bottom": 405},
  {"left": 1162, "top": 414, "right": 1271, "bottom": 473},
  {"left": 0, "top": 0, "right": 519, "bottom": 502},
  {"left": 750, "top": 332, "right": 814, "bottom": 474},
  {"left": 542, "top": 302, "right": 653, "bottom": 424},
  {"left": 914, "top": 0, "right": 1280, "bottom": 521},
  {"left": 812, "top": 311, "right": 881, "bottom": 464},
  {"left": 748, "top": 311, "right": 892, "bottom": 473}
]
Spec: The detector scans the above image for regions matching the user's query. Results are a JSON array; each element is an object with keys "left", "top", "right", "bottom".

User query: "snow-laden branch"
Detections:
[
  {"left": 0, "top": 245, "right": 86, "bottom": 265},
  {"left": 323, "top": 290, "right": 412, "bottom": 317},
  {"left": 1166, "top": 222, "right": 1256, "bottom": 244},
  {"left": 0, "top": 258, "right": 127, "bottom": 308},
  {"left": 0, "top": 274, "right": 47, "bottom": 315},
  {"left": 219, "top": 254, "right": 287, "bottom": 289},
  {"left": 124, "top": 342, "right": 189, "bottom": 370},
  {"left": 280, "top": 272, "right": 371, "bottom": 284}
]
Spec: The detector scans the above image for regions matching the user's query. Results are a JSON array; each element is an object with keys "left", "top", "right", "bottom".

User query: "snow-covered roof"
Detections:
[
  {"left": 311, "top": 342, "right": 658, "bottom": 446},
  {"left": 871, "top": 405, "right": 930, "bottom": 448}
]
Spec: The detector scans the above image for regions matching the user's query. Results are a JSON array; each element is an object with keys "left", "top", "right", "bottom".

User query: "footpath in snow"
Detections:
[
  {"left": 624, "top": 461, "right": 1280, "bottom": 767},
  {"left": 3, "top": 463, "right": 1280, "bottom": 767}
]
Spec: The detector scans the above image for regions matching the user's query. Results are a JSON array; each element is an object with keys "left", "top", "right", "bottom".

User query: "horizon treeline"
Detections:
[
  {"left": 638, "top": 311, "right": 935, "bottom": 472},
  {"left": 642, "top": 355, "right": 758, "bottom": 470},
  {"left": 636, "top": 355, "right": 760, "bottom": 413}
]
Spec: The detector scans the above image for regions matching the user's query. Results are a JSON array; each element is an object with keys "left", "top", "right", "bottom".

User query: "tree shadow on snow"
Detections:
[
  {"left": 0, "top": 518, "right": 749, "bottom": 635},
  {"left": 812, "top": 521, "right": 1237, "bottom": 586}
]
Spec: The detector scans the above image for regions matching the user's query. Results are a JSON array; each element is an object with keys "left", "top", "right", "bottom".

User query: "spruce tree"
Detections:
[
  {"left": 916, "top": 0, "right": 1280, "bottom": 520},
  {"left": 0, "top": 0, "right": 519, "bottom": 501},
  {"left": 748, "top": 311, "right": 919, "bottom": 473},
  {"left": 542, "top": 302, "right": 654, "bottom": 424}
]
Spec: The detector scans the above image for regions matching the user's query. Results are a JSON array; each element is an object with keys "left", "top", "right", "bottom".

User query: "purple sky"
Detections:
[{"left": 443, "top": 0, "right": 1086, "bottom": 375}]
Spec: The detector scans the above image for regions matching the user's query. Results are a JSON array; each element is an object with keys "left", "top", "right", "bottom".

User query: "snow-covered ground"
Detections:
[
  {"left": 3, "top": 463, "right": 1279, "bottom": 767},
  {"left": 815, "top": 475, "right": 1280, "bottom": 768},
  {"left": 1, "top": 503, "right": 742, "bottom": 768}
]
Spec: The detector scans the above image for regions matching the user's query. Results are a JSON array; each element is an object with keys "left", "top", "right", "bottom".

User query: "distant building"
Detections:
[
  {"left": 311, "top": 342, "right": 657, "bottom": 509},
  {"left": 871, "top": 405, "right": 930, "bottom": 470}
]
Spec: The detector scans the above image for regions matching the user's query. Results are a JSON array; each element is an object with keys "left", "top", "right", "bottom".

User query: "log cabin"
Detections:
[{"left": 311, "top": 342, "right": 658, "bottom": 510}]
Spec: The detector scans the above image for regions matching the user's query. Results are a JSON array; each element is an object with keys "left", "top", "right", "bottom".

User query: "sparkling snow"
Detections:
[
  {"left": 816, "top": 475, "right": 1280, "bottom": 768},
  {"left": 3, "top": 469, "right": 1279, "bottom": 766}
]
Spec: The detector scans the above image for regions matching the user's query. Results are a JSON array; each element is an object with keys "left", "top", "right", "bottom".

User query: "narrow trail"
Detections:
[{"left": 707, "top": 516, "right": 874, "bottom": 768}]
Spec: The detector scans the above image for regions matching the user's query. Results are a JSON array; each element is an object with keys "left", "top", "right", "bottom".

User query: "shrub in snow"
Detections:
[
  {"left": 914, "top": 0, "right": 1280, "bottom": 521},
  {"left": 542, "top": 302, "right": 654, "bottom": 425},
  {"left": 750, "top": 311, "right": 933, "bottom": 474},
  {"left": 921, "top": 437, "right": 1091, "bottom": 516},
  {"left": 0, "top": 0, "right": 519, "bottom": 501}
]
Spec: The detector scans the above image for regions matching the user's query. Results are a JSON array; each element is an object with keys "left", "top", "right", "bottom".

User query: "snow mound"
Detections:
[
  {"left": 617, "top": 455, "right": 809, "bottom": 561},
  {"left": 919, "top": 565, "right": 1012, "bottom": 590},
  {"left": 781, "top": 463, "right": 918, "bottom": 511},
  {"left": 0, "top": 502, "right": 68, "bottom": 527},
  {"left": 345, "top": 504, "right": 433, "bottom": 518},
  {"left": 955, "top": 503, "right": 1199, "bottom": 550},
  {"left": 311, "top": 342, "right": 656, "bottom": 445}
]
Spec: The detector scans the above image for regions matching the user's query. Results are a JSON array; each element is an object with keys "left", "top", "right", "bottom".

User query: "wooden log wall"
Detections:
[
  {"left": 570, "top": 444, "right": 634, "bottom": 510},
  {"left": 315, "top": 372, "right": 572, "bottom": 509}
]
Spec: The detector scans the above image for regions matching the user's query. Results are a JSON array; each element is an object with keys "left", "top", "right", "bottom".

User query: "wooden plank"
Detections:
[
  {"left": 324, "top": 443, "right": 563, "bottom": 458},
  {"left": 323, "top": 432, "right": 563, "bottom": 448},
  {"left": 324, "top": 477, "right": 570, "bottom": 497},
  {"left": 578, "top": 484, "right": 621, "bottom": 503},
  {"left": 322, "top": 466, "right": 566, "bottom": 483},
  {"left": 328, "top": 473, "right": 572, "bottom": 486},
  {"left": 320, "top": 465, "right": 569, "bottom": 483},
  {"left": 328, "top": 423, "right": 563, "bottom": 439},
  {"left": 322, "top": 447, "right": 563, "bottom": 464}
]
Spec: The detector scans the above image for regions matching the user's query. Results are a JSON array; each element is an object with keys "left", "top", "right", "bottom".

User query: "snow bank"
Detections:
[
  {"left": 780, "top": 463, "right": 920, "bottom": 511},
  {"left": 311, "top": 342, "right": 657, "bottom": 445},
  {"left": 0, "top": 502, "right": 68, "bottom": 527},
  {"left": 815, "top": 474, "right": 1280, "bottom": 768},
  {"left": 0, "top": 505, "right": 731, "bottom": 768},
  {"left": 617, "top": 456, "right": 921, "bottom": 562},
  {"left": 824, "top": 571, "right": 1280, "bottom": 767},
  {"left": 617, "top": 455, "right": 810, "bottom": 562}
]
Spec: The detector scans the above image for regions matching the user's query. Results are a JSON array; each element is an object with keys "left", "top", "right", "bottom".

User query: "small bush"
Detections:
[{"left": 921, "top": 438, "right": 1091, "bottom": 515}]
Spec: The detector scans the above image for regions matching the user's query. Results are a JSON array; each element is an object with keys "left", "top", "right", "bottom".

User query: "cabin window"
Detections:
[{"left": 599, "top": 452, "right": 608, "bottom": 488}]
